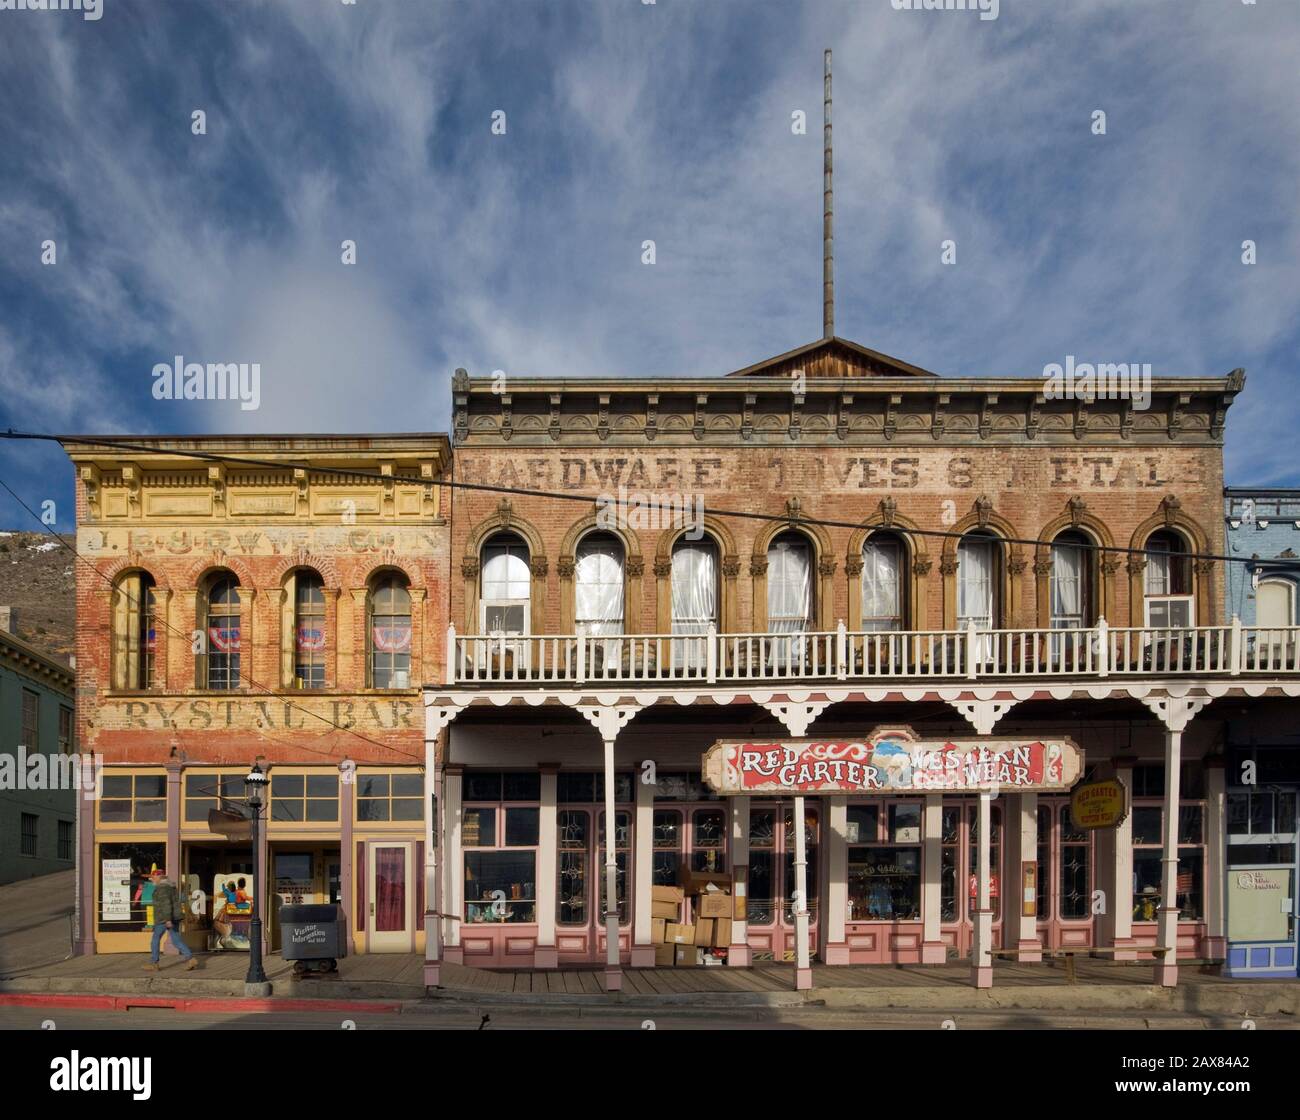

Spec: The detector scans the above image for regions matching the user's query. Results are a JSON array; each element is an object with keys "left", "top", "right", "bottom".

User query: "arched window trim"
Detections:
[
  {"left": 1049, "top": 529, "right": 1097, "bottom": 630},
  {"left": 1143, "top": 529, "right": 1194, "bottom": 627},
  {"left": 199, "top": 572, "right": 242, "bottom": 691},
  {"left": 480, "top": 531, "right": 532, "bottom": 637},
  {"left": 291, "top": 569, "right": 327, "bottom": 689},
  {"left": 574, "top": 531, "right": 625, "bottom": 637},
  {"left": 113, "top": 571, "right": 157, "bottom": 690}
]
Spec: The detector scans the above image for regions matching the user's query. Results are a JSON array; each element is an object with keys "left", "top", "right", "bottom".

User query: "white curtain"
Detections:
[
  {"left": 767, "top": 538, "right": 811, "bottom": 633},
  {"left": 862, "top": 538, "right": 902, "bottom": 631},
  {"left": 1144, "top": 539, "right": 1171, "bottom": 596},
  {"left": 1050, "top": 540, "right": 1084, "bottom": 628},
  {"left": 957, "top": 537, "right": 995, "bottom": 629},
  {"left": 575, "top": 537, "right": 625, "bottom": 635},
  {"left": 671, "top": 541, "right": 717, "bottom": 632},
  {"left": 481, "top": 539, "right": 530, "bottom": 636}
]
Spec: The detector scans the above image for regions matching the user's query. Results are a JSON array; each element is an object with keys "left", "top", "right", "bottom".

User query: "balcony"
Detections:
[{"left": 445, "top": 620, "right": 1300, "bottom": 688}]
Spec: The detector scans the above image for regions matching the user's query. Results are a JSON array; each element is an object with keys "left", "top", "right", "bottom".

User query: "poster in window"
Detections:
[
  {"left": 208, "top": 625, "right": 241, "bottom": 652},
  {"left": 372, "top": 624, "right": 411, "bottom": 652},
  {"left": 296, "top": 625, "right": 325, "bottom": 651},
  {"left": 101, "top": 858, "right": 132, "bottom": 921}
]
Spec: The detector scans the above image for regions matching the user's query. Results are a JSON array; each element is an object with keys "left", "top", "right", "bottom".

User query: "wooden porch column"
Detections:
[
  {"left": 601, "top": 733, "right": 622, "bottom": 990},
  {"left": 340, "top": 761, "right": 356, "bottom": 957},
  {"left": 793, "top": 793, "right": 813, "bottom": 990},
  {"left": 1005, "top": 792, "right": 1042, "bottom": 961},
  {"left": 1203, "top": 758, "right": 1227, "bottom": 960},
  {"left": 534, "top": 764, "right": 559, "bottom": 968},
  {"left": 921, "top": 793, "right": 945, "bottom": 963},
  {"left": 727, "top": 796, "right": 751, "bottom": 965},
  {"left": 441, "top": 766, "right": 464, "bottom": 963},
  {"left": 822, "top": 795, "right": 849, "bottom": 965},
  {"left": 631, "top": 768, "right": 656, "bottom": 967},
  {"left": 1156, "top": 727, "right": 1183, "bottom": 986},
  {"left": 971, "top": 791, "right": 993, "bottom": 987}
]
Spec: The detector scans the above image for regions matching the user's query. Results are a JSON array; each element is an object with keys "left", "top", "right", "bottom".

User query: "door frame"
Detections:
[{"left": 366, "top": 840, "right": 414, "bottom": 952}]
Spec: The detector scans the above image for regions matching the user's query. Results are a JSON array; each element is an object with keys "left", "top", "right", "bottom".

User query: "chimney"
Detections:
[{"left": 0, "top": 607, "right": 18, "bottom": 635}]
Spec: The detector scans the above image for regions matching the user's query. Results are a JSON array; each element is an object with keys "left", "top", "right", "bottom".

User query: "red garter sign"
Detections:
[{"left": 701, "top": 727, "right": 1082, "bottom": 795}]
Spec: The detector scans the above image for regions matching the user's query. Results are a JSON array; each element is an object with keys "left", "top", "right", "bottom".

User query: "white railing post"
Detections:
[
  {"left": 575, "top": 623, "right": 587, "bottom": 684},
  {"left": 707, "top": 624, "right": 718, "bottom": 683},
  {"left": 444, "top": 623, "right": 457, "bottom": 686},
  {"left": 1096, "top": 617, "right": 1109, "bottom": 678},
  {"left": 966, "top": 621, "right": 978, "bottom": 680},
  {"left": 836, "top": 619, "right": 848, "bottom": 681},
  {"left": 1229, "top": 614, "right": 1243, "bottom": 676}
]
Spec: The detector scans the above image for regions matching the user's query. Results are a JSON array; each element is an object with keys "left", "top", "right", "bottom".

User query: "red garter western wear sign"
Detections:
[{"left": 702, "top": 727, "right": 1083, "bottom": 795}]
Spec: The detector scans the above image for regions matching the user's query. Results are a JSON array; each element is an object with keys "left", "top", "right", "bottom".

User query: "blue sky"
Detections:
[{"left": 0, "top": 0, "right": 1297, "bottom": 531}]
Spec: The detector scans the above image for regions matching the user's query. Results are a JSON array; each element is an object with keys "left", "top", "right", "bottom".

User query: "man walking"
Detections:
[{"left": 143, "top": 868, "right": 200, "bottom": 971}]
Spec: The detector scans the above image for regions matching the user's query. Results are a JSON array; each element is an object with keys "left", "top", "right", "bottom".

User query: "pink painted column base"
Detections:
[
  {"left": 1014, "top": 938, "right": 1043, "bottom": 963},
  {"left": 1110, "top": 937, "right": 1138, "bottom": 963},
  {"left": 630, "top": 945, "right": 655, "bottom": 968},
  {"left": 921, "top": 942, "right": 947, "bottom": 965},
  {"left": 971, "top": 965, "right": 993, "bottom": 989},
  {"left": 423, "top": 962, "right": 441, "bottom": 987},
  {"left": 1204, "top": 936, "right": 1227, "bottom": 960},
  {"left": 442, "top": 946, "right": 464, "bottom": 965},
  {"left": 727, "top": 943, "right": 752, "bottom": 967},
  {"left": 1155, "top": 959, "right": 1179, "bottom": 987},
  {"left": 533, "top": 947, "right": 558, "bottom": 969},
  {"left": 822, "top": 943, "right": 850, "bottom": 966},
  {"left": 794, "top": 967, "right": 813, "bottom": 990},
  {"left": 603, "top": 966, "right": 623, "bottom": 992}
]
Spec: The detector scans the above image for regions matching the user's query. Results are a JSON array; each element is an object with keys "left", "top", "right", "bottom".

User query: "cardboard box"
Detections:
[
  {"left": 654, "top": 943, "right": 676, "bottom": 967},
  {"left": 651, "top": 899, "right": 680, "bottom": 920},
  {"left": 694, "top": 918, "right": 715, "bottom": 946},
  {"left": 697, "top": 890, "right": 732, "bottom": 918},
  {"left": 679, "top": 865, "right": 732, "bottom": 892},
  {"left": 675, "top": 945, "right": 703, "bottom": 967},
  {"left": 651, "top": 917, "right": 667, "bottom": 943},
  {"left": 665, "top": 922, "right": 695, "bottom": 945},
  {"left": 712, "top": 916, "right": 733, "bottom": 947},
  {"left": 651, "top": 885, "right": 685, "bottom": 905}
]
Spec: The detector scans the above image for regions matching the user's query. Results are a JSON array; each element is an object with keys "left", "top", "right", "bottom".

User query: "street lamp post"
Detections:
[{"left": 244, "top": 762, "right": 270, "bottom": 988}]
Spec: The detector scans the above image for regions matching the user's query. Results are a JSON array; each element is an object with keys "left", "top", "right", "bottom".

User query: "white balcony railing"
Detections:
[{"left": 444, "top": 619, "right": 1300, "bottom": 687}]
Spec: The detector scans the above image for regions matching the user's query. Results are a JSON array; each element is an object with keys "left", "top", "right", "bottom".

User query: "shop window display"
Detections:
[
  {"left": 1131, "top": 801, "right": 1206, "bottom": 921},
  {"left": 847, "top": 801, "right": 921, "bottom": 921},
  {"left": 97, "top": 841, "right": 167, "bottom": 932},
  {"left": 557, "top": 810, "right": 588, "bottom": 925}
]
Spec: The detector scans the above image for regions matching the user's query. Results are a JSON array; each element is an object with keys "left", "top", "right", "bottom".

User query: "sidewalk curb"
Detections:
[{"left": 0, "top": 993, "right": 403, "bottom": 1015}]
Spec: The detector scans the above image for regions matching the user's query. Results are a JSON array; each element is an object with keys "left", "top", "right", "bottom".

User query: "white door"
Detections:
[
  {"left": 366, "top": 841, "right": 413, "bottom": 952},
  {"left": 1256, "top": 580, "right": 1295, "bottom": 668}
]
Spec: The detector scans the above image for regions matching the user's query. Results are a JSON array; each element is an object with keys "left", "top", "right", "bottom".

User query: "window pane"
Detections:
[
  {"left": 464, "top": 773, "right": 501, "bottom": 802},
  {"left": 506, "top": 808, "right": 540, "bottom": 847},
  {"left": 848, "top": 846, "right": 921, "bottom": 921},
  {"left": 273, "top": 774, "right": 304, "bottom": 799},
  {"left": 103, "top": 775, "right": 132, "bottom": 799},
  {"left": 356, "top": 798, "right": 389, "bottom": 822},
  {"left": 392, "top": 774, "right": 424, "bottom": 798},
  {"left": 391, "top": 798, "right": 423, "bottom": 822},
  {"left": 134, "top": 775, "right": 165, "bottom": 799},
  {"left": 1178, "top": 805, "right": 1203, "bottom": 844},
  {"left": 306, "top": 799, "right": 338, "bottom": 822},
  {"left": 1132, "top": 806, "right": 1162, "bottom": 845},
  {"left": 846, "top": 805, "right": 878, "bottom": 844},
  {"left": 889, "top": 803, "right": 921, "bottom": 843},
  {"left": 464, "top": 851, "right": 536, "bottom": 924},
  {"left": 559, "top": 773, "right": 596, "bottom": 803},
  {"left": 358, "top": 774, "right": 390, "bottom": 798},
  {"left": 502, "top": 773, "right": 541, "bottom": 802},
  {"left": 306, "top": 774, "right": 339, "bottom": 798},
  {"left": 135, "top": 800, "right": 166, "bottom": 823},
  {"left": 463, "top": 807, "right": 495, "bottom": 847}
]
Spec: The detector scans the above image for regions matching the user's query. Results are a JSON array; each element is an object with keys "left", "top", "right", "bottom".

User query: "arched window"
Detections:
[
  {"left": 1050, "top": 530, "right": 1095, "bottom": 629},
  {"left": 957, "top": 533, "right": 1000, "bottom": 631},
  {"left": 480, "top": 533, "right": 531, "bottom": 637},
  {"left": 575, "top": 533, "right": 624, "bottom": 636},
  {"left": 862, "top": 533, "right": 905, "bottom": 631},
  {"left": 767, "top": 532, "right": 813, "bottom": 634},
  {"left": 671, "top": 535, "right": 718, "bottom": 670},
  {"left": 1143, "top": 530, "right": 1193, "bottom": 627},
  {"left": 200, "top": 573, "right": 241, "bottom": 690},
  {"left": 369, "top": 574, "right": 412, "bottom": 688},
  {"left": 113, "top": 572, "right": 157, "bottom": 689},
  {"left": 292, "top": 570, "right": 326, "bottom": 688}
]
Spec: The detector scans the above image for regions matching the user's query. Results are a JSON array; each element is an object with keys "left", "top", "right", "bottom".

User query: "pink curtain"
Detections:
[{"left": 374, "top": 847, "right": 406, "bottom": 931}]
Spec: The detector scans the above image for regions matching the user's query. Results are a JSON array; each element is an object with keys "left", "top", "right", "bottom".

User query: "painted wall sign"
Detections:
[
  {"left": 1069, "top": 778, "right": 1129, "bottom": 829},
  {"left": 701, "top": 727, "right": 1083, "bottom": 795}
]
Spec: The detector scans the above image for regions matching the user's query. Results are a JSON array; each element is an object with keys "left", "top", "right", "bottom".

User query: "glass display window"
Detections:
[
  {"left": 100, "top": 772, "right": 166, "bottom": 825},
  {"left": 1131, "top": 800, "right": 1206, "bottom": 921}
]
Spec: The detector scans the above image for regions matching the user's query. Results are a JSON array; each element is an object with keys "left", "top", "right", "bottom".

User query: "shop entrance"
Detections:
[
  {"left": 745, "top": 802, "right": 819, "bottom": 962},
  {"left": 556, "top": 805, "right": 632, "bottom": 965},
  {"left": 183, "top": 842, "right": 255, "bottom": 953},
  {"left": 268, "top": 844, "right": 341, "bottom": 952},
  {"left": 366, "top": 840, "right": 414, "bottom": 952},
  {"left": 941, "top": 800, "right": 1005, "bottom": 959}
]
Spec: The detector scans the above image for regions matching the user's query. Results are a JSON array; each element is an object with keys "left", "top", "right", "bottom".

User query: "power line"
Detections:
[
  {"left": 2, "top": 428, "right": 1291, "bottom": 569},
  {"left": 0, "top": 473, "right": 425, "bottom": 765}
]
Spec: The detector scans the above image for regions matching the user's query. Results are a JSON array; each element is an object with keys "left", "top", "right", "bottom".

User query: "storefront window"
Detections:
[
  {"left": 598, "top": 810, "right": 631, "bottom": 923},
  {"left": 848, "top": 847, "right": 920, "bottom": 921},
  {"left": 1059, "top": 807, "right": 1091, "bottom": 920},
  {"left": 1132, "top": 801, "right": 1206, "bottom": 921},
  {"left": 748, "top": 807, "right": 776, "bottom": 925},
  {"left": 356, "top": 772, "right": 424, "bottom": 822},
  {"left": 464, "top": 772, "right": 539, "bottom": 924},
  {"left": 652, "top": 810, "right": 681, "bottom": 886},
  {"left": 940, "top": 807, "right": 960, "bottom": 921},
  {"left": 1228, "top": 791, "right": 1296, "bottom": 837},
  {"left": 183, "top": 771, "right": 247, "bottom": 823},
  {"left": 100, "top": 773, "right": 166, "bottom": 824},
  {"left": 97, "top": 841, "right": 167, "bottom": 932},
  {"left": 270, "top": 772, "right": 339, "bottom": 823},
  {"left": 845, "top": 804, "right": 878, "bottom": 845},
  {"left": 652, "top": 771, "right": 720, "bottom": 802},
  {"left": 464, "top": 852, "right": 536, "bottom": 924},
  {"left": 691, "top": 808, "right": 726, "bottom": 872},
  {"left": 557, "top": 809, "right": 588, "bottom": 925}
]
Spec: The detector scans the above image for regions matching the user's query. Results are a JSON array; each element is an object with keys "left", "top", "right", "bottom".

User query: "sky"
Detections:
[{"left": 0, "top": 0, "right": 1297, "bottom": 531}]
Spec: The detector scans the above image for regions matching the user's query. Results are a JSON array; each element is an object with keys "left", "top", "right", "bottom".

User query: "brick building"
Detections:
[
  {"left": 422, "top": 336, "right": 1300, "bottom": 991},
  {"left": 62, "top": 435, "right": 449, "bottom": 956}
]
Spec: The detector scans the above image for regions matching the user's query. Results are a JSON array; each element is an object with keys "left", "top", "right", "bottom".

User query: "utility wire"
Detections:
[{"left": 1, "top": 428, "right": 1290, "bottom": 570}]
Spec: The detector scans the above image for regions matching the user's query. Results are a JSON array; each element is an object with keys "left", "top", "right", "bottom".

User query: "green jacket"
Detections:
[{"left": 151, "top": 879, "right": 183, "bottom": 925}]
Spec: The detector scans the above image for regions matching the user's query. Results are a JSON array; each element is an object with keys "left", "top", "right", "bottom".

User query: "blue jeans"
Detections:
[{"left": 150, "top": 922, "right": 193, "bottom": 963}]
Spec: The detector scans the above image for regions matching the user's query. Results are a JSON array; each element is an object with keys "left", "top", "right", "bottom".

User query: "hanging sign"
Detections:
[
  {"left": 701, "top": 727, "right": 1082, "bottom": 795},
  {"left": 1069, "top": 778, "right": 1128, "bottom": 829}
]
